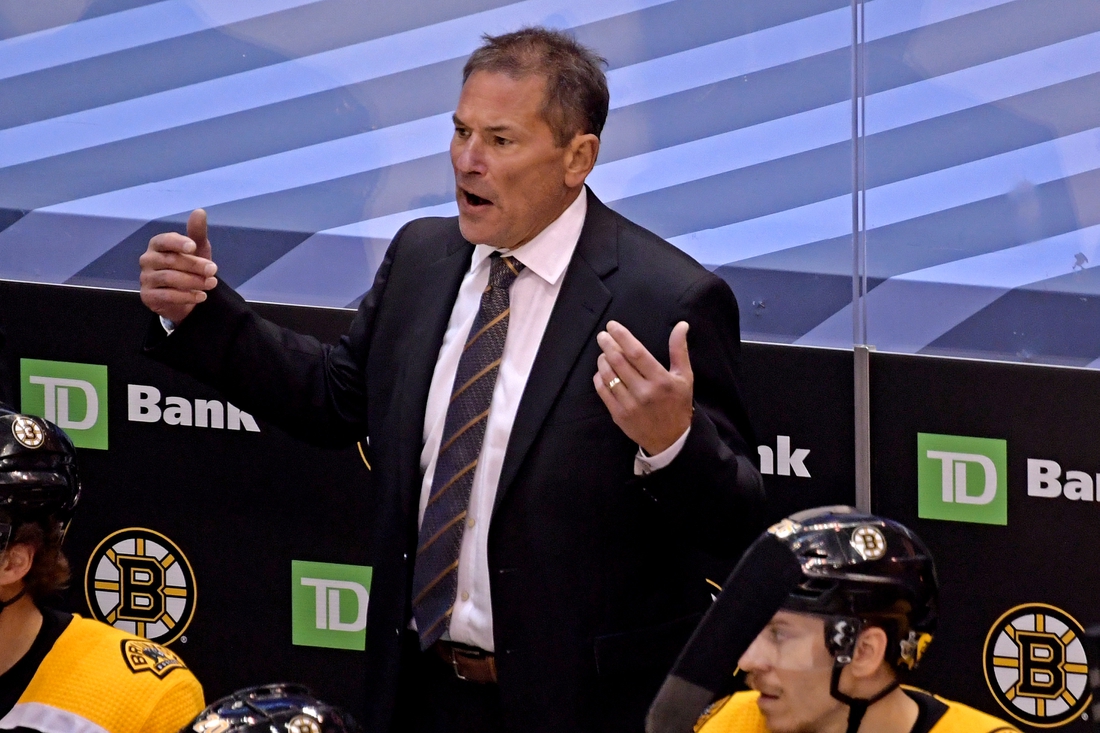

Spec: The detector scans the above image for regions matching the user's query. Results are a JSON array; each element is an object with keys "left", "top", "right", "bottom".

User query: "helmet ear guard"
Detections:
[
  {"left": 822, "top": 615, "right": 904, "bottom": 733},
  {"left": 825, "top": 616, "right": 863, "bottom": 665},
  {"left": 825, "top": 616, "right": 930, "bottom": 671}
]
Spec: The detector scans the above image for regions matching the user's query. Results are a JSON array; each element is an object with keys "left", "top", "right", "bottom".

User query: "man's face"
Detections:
[
  {"left": 737, "top": 610, "right": 848, "bottom": 733},
  {"left": 450, "top": 70, "right": 580, "bottom": 249}
]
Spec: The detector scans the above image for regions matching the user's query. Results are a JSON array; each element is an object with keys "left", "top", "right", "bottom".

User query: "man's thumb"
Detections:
[
  {"left": 187, "top": 208, "right": 211, "bottom": 258},
  {"left": 669, "top": 321, "right": 692, "bottom": 375}
]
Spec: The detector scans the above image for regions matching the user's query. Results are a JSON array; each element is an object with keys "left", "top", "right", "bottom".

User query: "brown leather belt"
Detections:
[{"left": 431, "top": 640, "right": 498, "bottom": 684}]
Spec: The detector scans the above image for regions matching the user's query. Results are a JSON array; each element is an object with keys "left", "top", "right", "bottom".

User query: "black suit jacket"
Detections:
[{"left": 147, "top": 189, "right": 764, "bottom": 732}]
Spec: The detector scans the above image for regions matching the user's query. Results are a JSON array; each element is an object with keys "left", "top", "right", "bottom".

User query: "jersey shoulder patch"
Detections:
[
  {"left": 120, "top": 638, "right": 188, "bottom": 679},
  {"left": 695, "top": 691, "right": 768, "bottom": 733}
]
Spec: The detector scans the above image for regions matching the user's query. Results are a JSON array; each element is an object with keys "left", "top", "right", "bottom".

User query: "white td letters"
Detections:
[
  {"left": 28, "top": 376, "right": 99, "bottom": 430},
  {"left": 926, "top": 451, "right": 998, "bottom": 505},
  {"left": 300, "top": 577, "right": 369, "bottom": 632}
]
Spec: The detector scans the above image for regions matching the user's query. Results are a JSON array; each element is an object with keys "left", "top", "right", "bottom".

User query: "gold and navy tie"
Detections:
[{"left": 412, "top": 252, "right": 524, "bottom": 649}]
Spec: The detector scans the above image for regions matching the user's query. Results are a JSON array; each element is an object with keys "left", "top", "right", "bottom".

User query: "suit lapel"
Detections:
[{"left": 494, "top": 189, "right": 619, "bottom": 513}]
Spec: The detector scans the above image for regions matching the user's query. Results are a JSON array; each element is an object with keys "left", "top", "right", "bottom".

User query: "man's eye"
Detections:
[
  {"left": 494, "top": 136, "right": 510, "bottom": 146},
  {"left": 454, "top": 128, "right": 470, "bottom": 138}
]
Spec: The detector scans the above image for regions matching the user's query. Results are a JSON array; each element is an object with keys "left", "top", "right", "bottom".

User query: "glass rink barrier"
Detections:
[
  {"left": 849, "top": 0, "right": 1100, "bottom": 365},
  {"left": 0, "top": 0, "right": 856, "bottom": 316},
  {"left": 2, "top": 0, "right": 1096, "bottom": 364}
]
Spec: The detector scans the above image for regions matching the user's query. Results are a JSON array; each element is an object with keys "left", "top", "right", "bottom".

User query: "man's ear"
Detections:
[
  {"left": 848, "top": 626, "right": 890, "bottom": 679},
  {"left": 0, "top": 543, "right": 35, "bottom": 588},
  {"left": 563, "top": 133, "right": 600, "bottom": 188}
]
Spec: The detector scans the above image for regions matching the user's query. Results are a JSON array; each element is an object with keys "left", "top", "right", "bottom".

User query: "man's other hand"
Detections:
[
  {"left": 593, "top": 320, "right": 694, "bottom": 456},
  {"left": 139, "top": 209, "right": 218, "bottom": 324}
]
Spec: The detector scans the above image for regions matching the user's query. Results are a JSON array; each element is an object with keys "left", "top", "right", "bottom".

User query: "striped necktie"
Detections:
[{"left": 412, "top": 252, "right": 525, "bottom": 649}]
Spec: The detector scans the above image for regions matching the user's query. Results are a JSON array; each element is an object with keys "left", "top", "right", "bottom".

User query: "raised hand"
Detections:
[
  {"left": 593, "top": 320, "right": 694, "bottom": 455},
  {"left": 139, "top": 209, "right": 218, "bottom": 324}
]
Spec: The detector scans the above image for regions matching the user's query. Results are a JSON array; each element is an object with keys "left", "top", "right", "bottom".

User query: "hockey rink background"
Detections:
[{"left": 1, "top": 0, "right": 1099, "bottom": 364}]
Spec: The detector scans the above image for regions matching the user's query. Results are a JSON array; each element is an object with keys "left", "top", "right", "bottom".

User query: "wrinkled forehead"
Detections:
[{"left": 456, "top": 71, "right": 555, "bottom": 128}]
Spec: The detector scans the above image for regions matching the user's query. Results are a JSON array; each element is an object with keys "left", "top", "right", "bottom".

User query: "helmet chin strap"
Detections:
[
  {"left": 829, "top": 663, "right": 900, "bottom": 733},
  {"left": 0, "top": 587, "right": 27, "bottom": 618}
]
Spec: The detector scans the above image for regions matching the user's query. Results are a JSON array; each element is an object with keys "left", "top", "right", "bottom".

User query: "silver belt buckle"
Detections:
[{"left": 449, "top": 646, "right": 469, "bottom": 681}]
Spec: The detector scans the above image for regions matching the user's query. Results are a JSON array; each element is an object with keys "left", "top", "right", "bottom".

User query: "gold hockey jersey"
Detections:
[
  {"left": 0, "top": 614, "right": 203, "bottom": 733},
  {"left": 695, "top": 688, "right": 1020, "bottom": 733}
]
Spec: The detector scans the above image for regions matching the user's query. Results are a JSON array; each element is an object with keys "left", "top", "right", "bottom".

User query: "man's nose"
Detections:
[
  {"left": 737, "top": 635, "right": 771, "bottom": 672},
  {"left": 454, "top": 136, "right": 486, "bottom": 175}
]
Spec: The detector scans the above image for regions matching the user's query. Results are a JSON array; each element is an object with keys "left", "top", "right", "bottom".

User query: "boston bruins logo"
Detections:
[
  {"left": 121, "top": 638, "right": 187, "bottom": 678},
  {"left": 850, "top": 525, "right": 886, "bottom": 561},
  {"left": 12, "top": 416, "right": 44, "bottom": 449},
  {"left": 983, "top": 603, "right": 1090, "bottom": 728},
  {"left": 85, "top": 528, "right": 196, "bottom": 644}
]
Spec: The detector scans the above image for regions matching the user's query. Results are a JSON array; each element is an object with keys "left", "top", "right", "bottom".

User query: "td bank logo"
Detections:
[
  {"left": 917, "top": 433, "right": 1007, "bottom": 525},
  {"left": 291, "top": 560, "right": 372, "bottom": 651},
  {"left": 20, "top": 359, "right": 108, "bottom": 450}
]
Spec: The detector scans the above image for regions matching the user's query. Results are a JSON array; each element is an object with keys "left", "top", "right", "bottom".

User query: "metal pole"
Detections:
[
  {"left": 854, "top": 344, "right": 873, "bottom": 512},
  {"left": 851, "top": 0, "right": 872, "bottom": 512}
]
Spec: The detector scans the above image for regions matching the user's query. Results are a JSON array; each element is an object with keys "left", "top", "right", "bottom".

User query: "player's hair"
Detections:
[
  {"left": 4, "top": 520, "right": 70, "bottom": 602},
  {"left": 463, "top": 27, "right": 609, "bottom": 147}
]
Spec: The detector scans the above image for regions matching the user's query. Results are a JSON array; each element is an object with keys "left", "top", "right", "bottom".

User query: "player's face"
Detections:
[
  {"left": 451, "top": 70, "right": 579, "bottom": 250},
  {"left": 738, "top": 610, "right": 848, "bottom": 733}
]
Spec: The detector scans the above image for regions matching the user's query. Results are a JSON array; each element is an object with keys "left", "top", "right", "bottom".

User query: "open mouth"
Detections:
[{"left": 462, "top": 189, "right": 493, "bottom": 207}]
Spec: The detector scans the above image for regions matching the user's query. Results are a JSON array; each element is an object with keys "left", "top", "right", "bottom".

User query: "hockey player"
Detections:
[
  {"left": 647, "top": 506, "right": 1019, "bottom": 733},
  {"left": 0, "top": 408, "right": 204, "bottom": 732}
]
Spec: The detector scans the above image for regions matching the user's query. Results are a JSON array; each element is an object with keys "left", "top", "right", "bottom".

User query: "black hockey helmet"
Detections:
[
  {"left": 772, "top": 505, "right": 938, "bottom": 670},
  {"left": 647, "top": 506, "right": 938, "bottom": 733},
  {"left": 184, "top": 684, "right": 361, "bottom": 733},
  {"left": 0, "top": 407, "right": 81, "bottom": 553}
]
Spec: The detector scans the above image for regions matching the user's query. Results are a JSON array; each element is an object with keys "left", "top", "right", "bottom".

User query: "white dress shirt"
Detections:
[{"left": 416, "top": 190, "right": 688, "bottom": 650}]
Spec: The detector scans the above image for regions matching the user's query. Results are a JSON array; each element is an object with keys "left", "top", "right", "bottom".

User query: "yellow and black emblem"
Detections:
[
  {"left": 983, "top": 602, "right": 1090, "bottom": 728},
  {"left": 121, "top": 638, "right": 188, "bottom": 678},
  {"left": 287, "top": 715, "right": 322, "bottom": 733},
  {"left": 850, "top": 525, "right": 887, "bottom": 561},
  {"left": 85, "top": 527, "right": 196, "bottom": 645},
  {"left": 12, "top": 416, "right": 44, "bottom": 449}
]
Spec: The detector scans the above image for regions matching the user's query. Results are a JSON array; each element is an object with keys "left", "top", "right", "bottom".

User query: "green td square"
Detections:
[
  {"left": 292, "top": 560, "right": 372, "bottom": 651},
  {"left": 20, "top": 359, "right": 109, "bottom": 450},
  {"left": 917, "top": 433, "right": 1007, "bottom": 525}
]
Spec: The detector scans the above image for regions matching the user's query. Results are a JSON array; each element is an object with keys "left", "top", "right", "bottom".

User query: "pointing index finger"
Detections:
[{"left": 150, "top": 232, "right": 197, "bottom": 255}]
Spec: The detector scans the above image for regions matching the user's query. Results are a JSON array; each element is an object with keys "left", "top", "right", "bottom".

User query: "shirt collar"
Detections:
[{"left": 469, "top": 188, "right": 587, "bottom": 286}]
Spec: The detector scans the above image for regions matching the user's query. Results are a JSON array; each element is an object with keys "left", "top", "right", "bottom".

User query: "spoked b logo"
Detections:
[
  {"left": 917, "top": 433, "right": 1007, "bottom": 525},
  {"left": 85, "top": 528, "right": 196, "bottom": 644},
  {"left": 292, "top": 560, "right": 372, "bottom": 651},
  {"left": 984, "top": 603, "right": 1090, "bottom": 727}
]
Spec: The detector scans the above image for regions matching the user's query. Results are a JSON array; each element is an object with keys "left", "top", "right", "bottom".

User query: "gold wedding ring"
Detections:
[{"left": 607, "top": 376, "right": 622, "bottom": 390}]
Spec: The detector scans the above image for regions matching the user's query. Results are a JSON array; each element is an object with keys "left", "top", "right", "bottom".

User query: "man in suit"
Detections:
[{"left": 138, "top": 28, "right": 763, "bottom": 733}]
